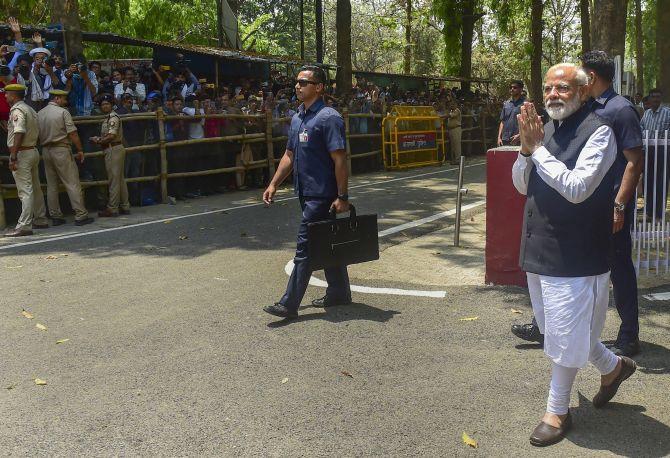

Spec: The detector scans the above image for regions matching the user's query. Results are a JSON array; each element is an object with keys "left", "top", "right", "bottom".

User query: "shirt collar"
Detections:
[
  {"left": 592, "top": 86, "right": 616, "bottom": 107},
  {"left": 299, "top": 98, "right": 325, "bottom": 116}
]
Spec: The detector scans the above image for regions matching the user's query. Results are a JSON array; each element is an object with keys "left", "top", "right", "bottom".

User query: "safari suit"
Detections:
[
  {"left": 100, "top": 110, "right": 129, "bottom": 212},
  {"left": 37, "top": 101, "right": 89, "bottom": 221},
  {"left": 8, "top": 100, "right": 47, "bottom": 230}
]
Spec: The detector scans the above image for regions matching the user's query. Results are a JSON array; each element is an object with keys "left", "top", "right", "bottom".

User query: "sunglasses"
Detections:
[{"left": 296, "top": 79, "right": 318, "bottom": 87}]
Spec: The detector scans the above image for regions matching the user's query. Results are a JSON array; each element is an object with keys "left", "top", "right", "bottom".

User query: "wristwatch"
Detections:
[
  {"left": 614, "top": 201, "right": 625, "bottom": 212},
  {"left": 338, "top": 193, "right": 349, "bottom": 201}
]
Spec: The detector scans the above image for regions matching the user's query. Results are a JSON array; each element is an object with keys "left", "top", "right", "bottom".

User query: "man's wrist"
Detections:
[{"left": 337, "top": 193, "right": 349, "bottom": 201}]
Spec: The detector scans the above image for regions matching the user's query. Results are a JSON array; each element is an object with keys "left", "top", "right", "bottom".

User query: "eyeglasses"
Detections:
[
  {"left": 296, "top": 79, "right": 317, "bottom": 87},
  {"left": 543, "top": 84, "right": 575, "bottom": 95}
]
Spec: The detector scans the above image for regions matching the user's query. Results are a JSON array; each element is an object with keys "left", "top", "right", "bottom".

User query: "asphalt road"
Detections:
[{"left": 1, "top": 158, "right": 669, "bottom": 456}]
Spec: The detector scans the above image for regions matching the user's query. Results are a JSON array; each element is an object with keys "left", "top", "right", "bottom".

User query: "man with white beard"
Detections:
[{"left": 512, "top": 63, "right": 637, "bottom": 446}]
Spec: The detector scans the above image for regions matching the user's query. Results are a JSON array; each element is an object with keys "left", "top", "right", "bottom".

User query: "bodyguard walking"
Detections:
[
  {"left": 262, "top": 65, "right": 352, "bottom": 319},
  {"left": 37, "top": 89, "right": 94, "bottom": 226},
  {"left": 4, "top": 83, "right": 49, "bottom": 237},
  {"left": 91, "top": 94, "right": 130, "bottom": 217}
]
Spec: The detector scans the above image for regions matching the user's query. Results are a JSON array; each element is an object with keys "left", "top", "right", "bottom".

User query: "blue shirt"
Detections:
[
  {"left": 499, "top": 96, "right": 525, "bottom": 141},
  {"left": 589, "top": 87, "right": 643, "bottom": 197},
  {"left": 287, "top": 98, "right": 345, "bottom": 197}
]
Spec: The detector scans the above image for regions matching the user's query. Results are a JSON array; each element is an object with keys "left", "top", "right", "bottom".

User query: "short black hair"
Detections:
[
  {"left": 581, "top": 50, "right": 615, "bottom": 82},
  {"left": 298, "top": 65, "right": 326, "bottom": 85},
  {"left": 89, "top": 61, "right": 101, "bottom": 68},
  {"left": 511, "top": 80, "right": 524, "bottom": 89},
  {"left": 650, "top": 88, "right": 662, "bottom": 96}
]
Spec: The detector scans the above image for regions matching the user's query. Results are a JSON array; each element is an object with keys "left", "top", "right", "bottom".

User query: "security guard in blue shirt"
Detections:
[{"left": 263, "top": 65, "right": 352, "bottom": 319}]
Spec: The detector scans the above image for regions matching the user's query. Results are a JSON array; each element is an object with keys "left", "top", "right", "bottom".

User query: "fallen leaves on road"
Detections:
[
  {"left": 5, "top": 265, "right": 23, "bottom": 269},
  {"left": 462, "top": 432, "right": 478, "bottom": 448},
  {"left": 510, "top": 308, "right": 523, "bottom": 314},
  {"left": 6, "top": 383, "right": 16, "bottom": 390},
  {"left": 45, "top": 255, "right": 58, "bottom": 260},
  {"left": 164, "top": 220, "right": 173, "bottom": 224},
  {"left": 178, "top": 235, "right": 189, "bottom": 240},
  {"left": 56, "top": 339, "right": 70, "bottom": 344},
  {"left": 21, "top": 310, "right": 34, "bottom": 319},
  {"left": 341, "top": 371, "right": 354, "bottom": 378},
  {"left": 281, "top": 378, "right": 289, "bottom": 384},
  {"left": 34, "top": 378, "right": 47, "bottom": 386},
  {"left": 35, "top": 323, "right": 47, "bottom": 331},
  {"left": 240, "top": 232, "right": 248, "bottom": 237},
  {"left": 459, "top": 316, "right": 479, "bottom": 322},
  {"left": 213, "top": 277, "right": 228, "bottom": 281}
]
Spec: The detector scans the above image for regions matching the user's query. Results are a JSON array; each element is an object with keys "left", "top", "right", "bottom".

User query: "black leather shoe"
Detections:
[
  {"left": 119, "top": 208, "right": 131, "bottom": 215},
  {"left": 530, "top": 412, "right": 572, "bottom": 447},
  {"left": 263, "top": 303, "right": 298, "bottom": 319},
  {"left": 311, "top": 295, "right": 353, "bottom": 307},
  {"left": 511, "top": 323, "right": 544, "bottom": 344},
  {"left": 593, "top": 356, "right": 637, "bottom": 408},
  {"left": 33, "top": 223, "right": 49, "bottom": 229},
  {"left": 609, "top": 339, "right": 641, "bottom": 357},
  {"left": 51, "top": 218, "right": 67, "bottom": 226},
  {"left": 75, "top": 217, "right": 95, "bottom": 226}
]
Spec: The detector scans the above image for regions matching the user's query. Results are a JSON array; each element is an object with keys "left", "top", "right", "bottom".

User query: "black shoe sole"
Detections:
[
  {"left": 312, "top": 299, "right": 353, "bottom": 308},
  {"left": 75, "top": 218, "right": 94, "bottom": 226},
  {"left": 511, "top": 330, "right": 544, "bottom": 344},
  {"left": 51, "top": 219, "right": 67, "bottom": 226},
  {"left": 263, "top": 307, "right": 298, "bottom": 319}
]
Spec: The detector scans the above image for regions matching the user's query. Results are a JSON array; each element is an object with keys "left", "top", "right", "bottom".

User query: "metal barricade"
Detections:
[{"left": 633, "top": 130, "right": 670, "bottom": 275}]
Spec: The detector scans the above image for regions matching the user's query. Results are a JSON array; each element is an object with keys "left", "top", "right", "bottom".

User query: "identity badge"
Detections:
[{"left": 299, "top": 129, "right": 309, "bottom": 143}]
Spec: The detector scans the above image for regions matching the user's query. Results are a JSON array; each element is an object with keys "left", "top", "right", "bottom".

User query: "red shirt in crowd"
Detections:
[{"left": 204, "top": 118, "right": 225, "bottom": 138}]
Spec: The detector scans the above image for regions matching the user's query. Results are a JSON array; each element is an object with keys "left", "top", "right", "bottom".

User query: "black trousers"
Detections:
[{"left": 611, "top": 207, "right": 639, "bottom": 343}]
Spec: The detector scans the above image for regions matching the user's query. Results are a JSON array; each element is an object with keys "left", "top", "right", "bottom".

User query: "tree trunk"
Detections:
[
  {"left": 658, "top": 0, "right": 670, "bottom": 102},
  {"left": 591, "top": 0, "right": 628, "bottom": 57},
  {"left": 580, "top": 0, "right": 591, "bottom": 53},
  {"left": 336, "top": 0, "right": 352, "bottom": 99},
  {"left": 403, "top": 0, "right": 412, "bottom": 74},
  {"left": 49, "top": 0, "right": 84, "bottom": 61},
  {"left": 530, "top": 0, "right": 543, "bottom": 105},
  {"left": 315, "top": 0, "right": 324, "bottom": 63},
  {"left": 459, "top": 0, "right": 477, "bottom": 93},
  {"left": 634, "top": 0, "right": 644, "bottom": 94}
]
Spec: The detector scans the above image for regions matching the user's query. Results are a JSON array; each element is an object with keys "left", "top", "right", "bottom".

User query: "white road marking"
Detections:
[
  {"left": 286, "top": 199, "right": 487, "bottom": 299},
  {"left": 0, "top": 161, "right": 485, "bottom": 251},
  {"left": 642, "top": 292, "right": 670, "bottom": 301},
  {"left": 378, "top": 200, "right": 486, "bottom": 237}
]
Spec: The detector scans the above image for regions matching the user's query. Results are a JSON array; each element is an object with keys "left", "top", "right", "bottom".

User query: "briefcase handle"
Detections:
[{"left": 329, "top": 203, "right": 358, "bottom": 231}]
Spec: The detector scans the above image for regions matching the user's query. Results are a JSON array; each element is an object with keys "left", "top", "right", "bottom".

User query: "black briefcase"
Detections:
[{"left": 307, "top": 204, "right": 379, "bottom": 271}]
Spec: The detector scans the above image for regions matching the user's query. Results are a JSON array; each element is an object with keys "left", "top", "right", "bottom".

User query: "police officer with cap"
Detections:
[
  {"left": 262, "top": 65, "right": 351, "bottom": 319},
  {"left": 38, "top": 89, "right": 94, "bottom": 226},
  {"left": 91, "top": 94, "right": 130, "bottom": 217},
  {"left": 4, "top": 83, "right": 49, "bottom": 237}
]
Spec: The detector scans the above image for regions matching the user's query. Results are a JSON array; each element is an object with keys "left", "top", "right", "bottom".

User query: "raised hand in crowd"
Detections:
[{"left": 8, "top": 17, "right": 22, "bottom": 41}]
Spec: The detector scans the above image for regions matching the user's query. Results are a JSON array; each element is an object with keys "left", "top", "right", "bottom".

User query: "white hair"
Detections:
[{"left": 546, "top": 63, "right": 588, "bottom": 86}]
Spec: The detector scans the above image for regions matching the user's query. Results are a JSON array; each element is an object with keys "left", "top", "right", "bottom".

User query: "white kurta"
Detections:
[{"left": 512, "top": 121, "right": 618, "bottom": 369}]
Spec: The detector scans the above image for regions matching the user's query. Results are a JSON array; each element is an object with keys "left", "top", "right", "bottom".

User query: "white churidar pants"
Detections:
[{"left": 527, "top": 272, "right": 619, "bottom": 415}]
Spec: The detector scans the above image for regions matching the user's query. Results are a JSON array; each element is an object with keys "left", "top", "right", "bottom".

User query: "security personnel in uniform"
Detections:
[
  {"left": 4, "top": 83, "right": 49, "bottom": 237},
  {"left": 91, "top": 94, "right": 130, "bottom": 217},
  {"left": 37, "top": 89, "right": 94, "bottom": 226},
  {"left": 262, "top": 65, "right": 352, "bottom": 319}
]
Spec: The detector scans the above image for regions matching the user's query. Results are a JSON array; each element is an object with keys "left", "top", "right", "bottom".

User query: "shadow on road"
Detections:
[
  {"left": 568, "top": 392, "right": 670, "bottom": 457},
  {"left": 266, "top": 302, "right": 400, "bottom": 328}
]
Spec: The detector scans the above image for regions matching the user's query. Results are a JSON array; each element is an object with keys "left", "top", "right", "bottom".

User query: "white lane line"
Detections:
[
  {"left": 378, "top": 200, "right": 486, "bottom": 237},
  {"left": 0, "top": 161, "right": 485, "bottom": 251},
  {"left": 286, "top": 199, "right": 487, "bottom": 299},
  {"left": 284, "top": 260, "right": 447, "bottom": 298},
  {"left": 642, "top": 292, "right": 670, "bottom": 301}
]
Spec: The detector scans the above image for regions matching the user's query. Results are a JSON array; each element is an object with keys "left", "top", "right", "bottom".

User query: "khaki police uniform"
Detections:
[
  {"left": 38, "top": 101, "right": 89, "bottom": 221},
  {"left": 8, "top": 100, "right": 48, "bottom": 230},
  {"left": 447, "top": 107, "right": 462, "bottom": 164},
  {"left": 100, "top": 110, "right": 129, "bottom": 212}
]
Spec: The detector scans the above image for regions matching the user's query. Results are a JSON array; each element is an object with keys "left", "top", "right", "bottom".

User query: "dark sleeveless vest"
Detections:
[{"left": 519, "top": 105, "right": 615, "bottom": 277}]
